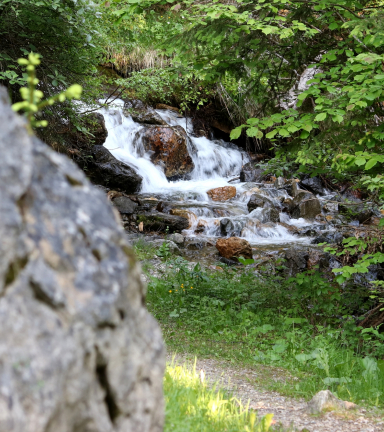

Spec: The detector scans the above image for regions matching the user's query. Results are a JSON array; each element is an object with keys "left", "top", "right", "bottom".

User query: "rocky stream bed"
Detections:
[{"left": 72, "top": 99, "right": 384, "bottom": 283}]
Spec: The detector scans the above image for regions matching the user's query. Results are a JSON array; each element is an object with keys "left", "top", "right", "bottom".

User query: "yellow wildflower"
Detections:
[{"left": 169, "top": 290, "right": 172, "bottom": 293}]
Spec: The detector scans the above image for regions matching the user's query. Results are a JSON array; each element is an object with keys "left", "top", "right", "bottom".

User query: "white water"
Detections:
[{"left": 99, "top": 100, "right": 313, "bottom": 245}]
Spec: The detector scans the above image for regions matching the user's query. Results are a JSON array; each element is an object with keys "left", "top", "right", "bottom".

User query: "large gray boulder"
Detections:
[{"left": 0, "top": 87, "right": 164, "bottom": 432}]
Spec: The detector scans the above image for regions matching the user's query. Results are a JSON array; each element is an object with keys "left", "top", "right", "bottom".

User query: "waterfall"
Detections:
[{"left": 98, "top": 100, "right": 314, "bottom": 245}]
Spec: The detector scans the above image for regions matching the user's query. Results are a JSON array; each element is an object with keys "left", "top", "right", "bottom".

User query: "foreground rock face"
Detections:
[
  {"left": 216, "top": 237, "right": 253, "bottom": 260},
  {"left": 207, "top": 186, "right": 237, "bottom": 201},
  {"left": 139, "top": 125, "right": 194, "bottom": 178},
  {"left": 0, "top": 87, "right": 164, "bottom": 432},
  {"left": 91, "top": 145, "right": 143, "bottom": 193}
]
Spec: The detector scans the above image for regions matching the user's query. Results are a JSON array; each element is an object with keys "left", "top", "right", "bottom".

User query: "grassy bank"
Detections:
[{"left": 141, "top": 247, "right": 384, "bottom": 408}]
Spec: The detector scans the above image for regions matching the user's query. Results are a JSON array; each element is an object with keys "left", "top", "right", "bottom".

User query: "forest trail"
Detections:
[{"left": 168, "top": 353, "right": 384, "bottom": 432}]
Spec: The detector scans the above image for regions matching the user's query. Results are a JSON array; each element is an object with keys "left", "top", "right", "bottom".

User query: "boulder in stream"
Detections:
[
  {"left": 290, "top": 191, "right": 321, "bottom": 220},
  {"left": 207, "top": 186, "right": 237, "bottom": 201},
  {"left": 0, "top": 87, "right": 164, "bottom": 432},
  {"left": 247, "top": 193, "right": 275, "bottom": 212},
  {"left": 82, "top": 112, "right": 108, "bottom": 145},
  {"left": 300, "top": 176, "right": 324, "bottom": 195},
  {"left": 216, "top": 237, "right": 253, "bottom": 260},
  {"left": 140, "top": 125, "right": 194, "bottom": 178},
  {"left": 111, "top": 195, "right": 138, "bottom": 214},
  {"left": 240, "top": 161, "right": 265, "bottom": 183},
  {"left": 129, "top": 108, "right": 168, "bottom": 126},
  {"left": 284, "top": 247, "right": 309, "bottom": 275},
  {"left": 91, "top": 145, "right": 143, "bottom": 193},
  {"left": 137, "top": 211, "right": 189, "bottom": 233}
]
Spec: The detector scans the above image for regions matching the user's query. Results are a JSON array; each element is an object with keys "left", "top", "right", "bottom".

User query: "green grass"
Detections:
[
  {"left": 164, "top": 361, "right": 275, "bottom": 432},
  {"left": 145, "top": 255, "right": 384, "bottom": 408}
]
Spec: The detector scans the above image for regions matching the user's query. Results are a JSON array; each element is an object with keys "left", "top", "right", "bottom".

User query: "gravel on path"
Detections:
[{"left": 168, "top": 353, "right": 384, "bottom": 432}]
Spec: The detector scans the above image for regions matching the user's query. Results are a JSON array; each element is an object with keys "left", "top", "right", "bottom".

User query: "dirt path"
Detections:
[{"left": 168, "top": 353, "right": 384, "bottom": 432}]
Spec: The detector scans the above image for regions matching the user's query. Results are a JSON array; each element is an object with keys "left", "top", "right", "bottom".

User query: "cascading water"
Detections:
[{"left": 99, "top": 100, "right": 314, "bottom": 246}]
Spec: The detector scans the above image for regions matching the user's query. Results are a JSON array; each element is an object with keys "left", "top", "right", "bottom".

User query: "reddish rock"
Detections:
[
  {"left": 207, "top": 186, "right": 236, "bottom": 201},
  {"left": 216, "top": 237, "right": 253, "bottom": 260},
  {"left": 140, "top": 125, "right": 194, "bottom": 178}
]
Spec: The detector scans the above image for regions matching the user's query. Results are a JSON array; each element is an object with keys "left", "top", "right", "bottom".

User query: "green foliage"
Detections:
[
  {"left": 147, "top": 258, "right": 384, "bottom": 405},
  {"left": 116, "top": 67, "right": 211, "bottom": 110},
  {"left": 0, "top": 0, "right": 102, "bottom": 96},
  {"left": 164, "top": 362, "right": 273, "bottom": 432},
  {"left": 12, "top": 54, "right": 82, "bottom": 133}
]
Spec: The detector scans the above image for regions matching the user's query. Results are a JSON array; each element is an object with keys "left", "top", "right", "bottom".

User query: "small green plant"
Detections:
[{"left": 12, "top": 53, "right": 82, "bottom": 133}]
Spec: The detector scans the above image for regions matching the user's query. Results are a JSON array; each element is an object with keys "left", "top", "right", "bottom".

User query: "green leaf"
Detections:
[
  {"left": 266, "top": 130, "right": 277, "bottom": 139},
  {"left": 354, "top": 157, "right": 366, "bottom": 166},
  {"left": 230, "top": 127, "right": 243, "bottom": 140},
  {"left": 315, "top": 112, "right": 327, "bottom": 121},
  {"left": 365, "top": 159, "right": 378, "bottom": 170}
]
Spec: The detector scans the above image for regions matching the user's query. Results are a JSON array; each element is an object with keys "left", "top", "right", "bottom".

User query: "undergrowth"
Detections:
[
  {"left": 146, "top": 255, "right": 384, "bottom": 408},
  {"left": 164, "top": 361, "right": 274, "bottom": 432}
]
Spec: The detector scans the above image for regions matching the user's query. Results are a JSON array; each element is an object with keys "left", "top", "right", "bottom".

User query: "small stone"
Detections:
[
  {"left": 307, "top": 390, "right": 355, "bottom": 414},
  {"left": 168, "top": 233, "right": 185, "bottom": 246}
]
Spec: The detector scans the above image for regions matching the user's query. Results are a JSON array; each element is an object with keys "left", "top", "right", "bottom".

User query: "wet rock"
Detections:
[
  {"left": 207, "top": 186, "right": 237, "bottom": 201},
  {"left": 323, "top": 201, "right": 339, "bottom": 213},
  {"left": 300, "top": 176, "right": 324, "bottom": 195},
  {"left": 340, "top": 203, "right": 374, "bottom": 224},
  {"left": 259, "top": 207, "right": 280, "bottom": 223},
  {"left": 290, "top": 191, "right": 321, "bottom": 220},
  {"left": 148, "top": 240, "right": 180, "bottom": 254},
  {"left": 307, "top": 390, "right": 357, "bottom": 415},
  {"left": 312, "top": 231, "right": 343, "bottom": 245},
  {"left": 139, "top": 125, "right": 194, "bottom": 178},
  {"left": 279, "top": 222, "right": 300, "bottom": 235},
  {"left": 130, "top": 108, "right": 168, "bottom": 126},
  {"left": 186, "top": 240, "right": 207, "bottom": 250},
  {"left": 281, "top": 179, "right": 300, "bottom": 197},
  {"left": 195, "top": 219, "right": 208, "bottom": 233},
  {"left": 91, "top": 145, "right": 143, "bottom": 193},
  {"left": 274, "top": 177, "right": 285, "bottom": 188},
  {"left": 168, "top": 233, "right": 185, "bottom": 246},
  {"left": 220, "top": 218, "right": 244, "bottom": 237},
  {"left": 155, "top": 104, "right": 180, "bottom": 114},
  {"left": 307, "top": 249, "right": 330, "bottom": 269},
  {"left": 247, "top": 193, "right": 274, "bottom": 212},
  {"left": 0, "top": 87, "right": 164, "bottom": 432},
  {"left": 240, "top": 162, "right": 265, "bottom": 183},
  {"left": 170, "top": 208, "right": 197, "bottom": 228},
  {"left": 82, "top": 112, "right": 108, "bottom": 145},
  {"left": 284, "top": 247, "right": 309, "bottom": 275},
  {"left": 111, "top": 195, "right": 138, "bottom": 214},
  {"left": 137, "top": 212, "right": 189, "bottom": 233},
  {"left": 216, "top": 237, "right": 253, "bottom": 260}
]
